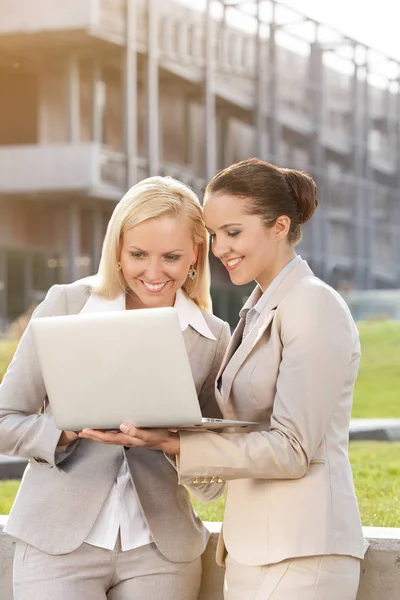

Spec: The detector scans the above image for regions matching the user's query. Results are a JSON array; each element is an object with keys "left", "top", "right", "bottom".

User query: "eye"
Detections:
[
  {"left": 164, "top": 255, "right": 181, "bottom": 262},
  {"left": 130, "top": 252, "right": 144, "bottom": 259},
  {"left": 227, "top": 230, "right": 240, "bottom": 238}
]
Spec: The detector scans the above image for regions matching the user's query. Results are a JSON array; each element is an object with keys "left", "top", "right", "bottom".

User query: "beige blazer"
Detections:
[
  {"left": 0, "top": 279, "right": 230, "bottom": 560},
  {"left": 178, "top": 260, "right": 368, "bottom": 566}
]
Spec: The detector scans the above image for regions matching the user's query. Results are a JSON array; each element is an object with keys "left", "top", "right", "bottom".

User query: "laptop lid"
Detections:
[{"left": 31, "top": 307, "right": 204, "bottom": 430}]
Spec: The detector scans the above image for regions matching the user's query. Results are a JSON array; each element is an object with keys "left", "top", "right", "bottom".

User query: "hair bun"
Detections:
[{"left": 280, "top": 168, "right": 318, "bottom": 224}]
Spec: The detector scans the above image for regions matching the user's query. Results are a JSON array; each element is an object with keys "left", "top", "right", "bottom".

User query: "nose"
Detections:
[
  {"left": 144, "top": 259, "right": 163, "bottom": 282},
  {"left": 211, "top": 236, "right": 231, "bottom": 259}
]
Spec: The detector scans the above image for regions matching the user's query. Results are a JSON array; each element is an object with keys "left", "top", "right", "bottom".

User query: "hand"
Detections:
[
  {"left": 78, "top": 424, "right": 180, "bottom": 455},
  {"left": 58, "top": 430, "right": 79, "bottom": 446}
]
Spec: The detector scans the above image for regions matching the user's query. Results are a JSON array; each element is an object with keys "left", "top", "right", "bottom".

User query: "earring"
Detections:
[
  {"left": 188, "top": 265, "right": 197, "bottom": 280},
  {"left": 117, "top": 261, "right": 122, "bottom": 271}
]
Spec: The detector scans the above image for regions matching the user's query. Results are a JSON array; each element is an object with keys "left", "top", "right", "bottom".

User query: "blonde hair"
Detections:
[{"left": 94, "top": 176, "right": 212, "bottom": 311}]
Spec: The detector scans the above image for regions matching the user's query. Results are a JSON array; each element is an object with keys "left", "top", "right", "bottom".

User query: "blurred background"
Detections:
[{"left": 0, "top": 0, "right": 400, "bottom": 329}]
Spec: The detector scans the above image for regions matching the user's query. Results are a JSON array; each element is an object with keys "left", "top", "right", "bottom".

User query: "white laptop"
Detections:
[{"left": 30, "top": 307, "right": 258, "bottom": 431}]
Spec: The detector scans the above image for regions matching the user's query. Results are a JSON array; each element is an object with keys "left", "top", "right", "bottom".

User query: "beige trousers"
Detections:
[
  {"left": 13, "top": 539, "right": 202, "bottom": 600},
  {"left": 224, "top": 554, "right": 360, "bottom": 600}
]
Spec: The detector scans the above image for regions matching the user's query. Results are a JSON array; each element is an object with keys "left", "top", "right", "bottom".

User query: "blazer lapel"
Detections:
[
  {"left": 222, "top": 309, "right": 276, "bottom": 407},
  {"left": 182, "top": 326, "right": 199, "bottom": 358}
]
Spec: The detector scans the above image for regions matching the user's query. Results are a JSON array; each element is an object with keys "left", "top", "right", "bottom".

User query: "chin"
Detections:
[{"left": 229, "top": 272, "right": 254, "bottom": 287}]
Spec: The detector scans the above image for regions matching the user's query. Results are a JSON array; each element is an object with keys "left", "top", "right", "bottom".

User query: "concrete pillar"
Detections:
[
  {"left": 352, "top": 46, "right": 372, "bottom": 289},
  {"left": 0, "top": 249, "right": 7, "bottom": 328},
  {"left": 363, "top": 60, "right": 374, "bottom": 289},
  {"left": 123, "top": 0, "right": 138, "bottom": 187},
  {"left": 147, "top": 0, "right": 159, "bottom": 176},
  {"left": 254, "top": 0, "right": 268, "bottom": 159},
  {"left": 204, "top": 0, "right": 217, "bottom": 181},
  {"left": 67, "top": 54, "right": 80, "bottom": 143},
  {"left": 92, "top": 61, "right": 103, "bottom": 144},
  {"left": 24, "top": 253, "right": 33, "bottom": 311},
  {"left": 68, "top": 204, "right": 81, "bottom": 283},
  {"left": 308, "top": 37, "right": 327, "bottom": 280},
  {"left": 92, "top": 207, "right": 104, "bottom": 274},
  {"left": 268, "top": 2, "right": 281, "bottom": 162}
]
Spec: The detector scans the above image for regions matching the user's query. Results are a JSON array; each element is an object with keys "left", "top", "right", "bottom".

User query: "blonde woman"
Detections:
[{"left": 0, "top": 176, "right": 230, "bottom": 600}]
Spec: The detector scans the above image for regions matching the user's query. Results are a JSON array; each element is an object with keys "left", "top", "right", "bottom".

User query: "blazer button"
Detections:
[{"left": 192, "top": 478, "right": 200, "bottom": 485}]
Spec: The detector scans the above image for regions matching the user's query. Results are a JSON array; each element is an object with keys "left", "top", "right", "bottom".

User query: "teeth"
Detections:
[
  {"left": 143, "top": 282, "right": 167, "bottom": 291},
  {"left": 227, "top": 258, "right": 242, "bottom": 267}
]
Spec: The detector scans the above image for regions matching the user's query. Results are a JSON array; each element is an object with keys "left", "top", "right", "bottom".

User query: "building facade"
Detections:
[{"left": 0, "top": 0, "right": 399, "bottom": 328}]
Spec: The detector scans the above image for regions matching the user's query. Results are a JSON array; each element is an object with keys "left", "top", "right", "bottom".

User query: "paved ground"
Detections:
[{"left": 1, "top": 418, "right": 400, "bottom": 479}]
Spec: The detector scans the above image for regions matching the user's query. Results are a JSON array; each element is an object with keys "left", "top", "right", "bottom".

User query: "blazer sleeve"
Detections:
[
  {"left": 177, "top": 286, "right": 359, "bottom": 483},
  {"left": 180, "top": 320, "right": 230, "bottom": 502},
  {"left": 0, "top": 285, "right": 78, "bottom": 468}
]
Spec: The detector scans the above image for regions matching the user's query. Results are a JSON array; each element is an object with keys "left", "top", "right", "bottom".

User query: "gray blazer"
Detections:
[{"left": 0, "top": 279, "right": 230, "bottom": 561}]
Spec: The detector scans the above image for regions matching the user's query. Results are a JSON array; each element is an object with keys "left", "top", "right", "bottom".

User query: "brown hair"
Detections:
[{"left": 205, "top": 158, "right": 318, "bottom": 244}]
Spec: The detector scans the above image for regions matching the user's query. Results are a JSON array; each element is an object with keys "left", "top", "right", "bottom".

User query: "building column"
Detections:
[
  {"left": 67, "top": 54, "right": 80, "bottom": 143},
  {"left": 68, "top": 204, "right": 81, "bottom": 283},
  {"left": 204, "top": 0, "right": 216, "bottom": 182},
  {"left": 92, "top": 207, "right": 104, "bottom": 274},
  {"left": 24, "top": 253, "right": 33, "bottom": 311},
  {"left": 0, "top": 249, "right": 7, "bottom": 327},
  {"left": 352, "top": 46, "right": 371, "bottom": 289},
  {"left": 147, "top": 0, "right": 159, "bottom": 176},
  {"left": 308, "top": 37, "right": 327, "bottom": 280},
  {"left": 124, "top": 0, "right": 138, "bottom": 188},
  {"left": 268, "top": 1, "right": 281, "bottom": 162},
  {"left": 92, "top": 61, "right": 104, "bottom": 145},
  {"left": 254, "top": 0, "right": 268, "bottom": 159}
]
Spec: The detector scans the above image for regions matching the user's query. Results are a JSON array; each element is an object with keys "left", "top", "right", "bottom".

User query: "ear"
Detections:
[
  {"left": 275, "top": 216, "right": 291, "bottom": 240},
  {"left": 191, "top": 244, "right": 199, "bottom": 265}
]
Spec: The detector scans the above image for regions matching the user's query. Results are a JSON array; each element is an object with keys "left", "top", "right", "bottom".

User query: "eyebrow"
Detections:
[
  {"left": 207, "top": 223, "right": 243, "bottom": 233},
  {"left": 127, "top": 246, "right": 184, "bottom": 253}
]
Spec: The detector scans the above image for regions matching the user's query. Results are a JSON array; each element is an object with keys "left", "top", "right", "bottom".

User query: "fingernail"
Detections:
[{"left": 120, "top": 424, "right": 129, "bottom": 433}]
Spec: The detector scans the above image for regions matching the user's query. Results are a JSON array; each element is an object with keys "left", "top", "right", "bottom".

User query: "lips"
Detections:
[
  {"left": 224, "top": 257, "right": 244, "bottom": 272},
  {"left": 141, "top": 281, "right": 170, "bottom": 293}
]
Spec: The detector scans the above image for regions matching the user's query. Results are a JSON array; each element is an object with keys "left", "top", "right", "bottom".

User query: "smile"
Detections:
[
  {"left": 141, "top": 281, "right": 169, "bottom": 293},
  {"left": 224, "top": 257, "right": 244, "bottom": 272}
]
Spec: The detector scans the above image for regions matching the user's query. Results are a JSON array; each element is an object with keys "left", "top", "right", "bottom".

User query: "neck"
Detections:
[
  {"left": 125, "top": 290, "right": 176, "bottom": 310},
  {"left": 257, "top": 251, "right": 297, "bottom": 292}
]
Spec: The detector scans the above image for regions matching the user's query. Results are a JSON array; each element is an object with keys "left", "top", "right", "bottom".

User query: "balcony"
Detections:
[
  {"left": 0, "top": 143, "right": 124, "bottom": 198},
  {"left": 0, "top": 0, "right": 95, "bottom": 36},
  {"left": 0, "top": 143, "right": 206, "bottom": 200}
]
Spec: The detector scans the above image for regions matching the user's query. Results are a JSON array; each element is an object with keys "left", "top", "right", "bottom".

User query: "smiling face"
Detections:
[
  {"left": 119, "top": 215, "right": 198, "bottom": 309},
  {"left": 203, "top": 193, "right": 294, "bottom": 291}
]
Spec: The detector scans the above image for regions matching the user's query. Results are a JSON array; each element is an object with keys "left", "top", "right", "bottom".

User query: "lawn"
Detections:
[
  {"left": 352, "top": 321, "right": 400, "bottom": 418},
  {"left": 1, "top": 442, "right": 400, "bottom": 527}
]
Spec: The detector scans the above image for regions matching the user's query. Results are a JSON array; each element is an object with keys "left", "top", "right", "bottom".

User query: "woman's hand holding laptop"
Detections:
[{"left": 79, "top": 424, "right": 181, "bottom": 455}]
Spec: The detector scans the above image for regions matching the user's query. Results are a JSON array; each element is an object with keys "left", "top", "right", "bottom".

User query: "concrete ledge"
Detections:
[{"left": 1, "top": 519, "right": 400, "bottom": 598}]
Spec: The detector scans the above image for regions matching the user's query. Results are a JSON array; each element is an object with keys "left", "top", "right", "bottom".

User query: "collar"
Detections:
[
  {"left": 80, "top": 287, "right": 216, "bottom": 341},
  {"left": 240, "top": 255, "right": 303, "bottom": 319},
  {"left": 174, "top": 289, "right": 216, "bottom": 340}
]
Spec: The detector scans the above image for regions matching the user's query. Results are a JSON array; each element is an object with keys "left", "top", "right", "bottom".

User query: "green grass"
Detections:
[
  {"left": 2, "top": 442, "right": 400, "bottom": 527},
  {"left": 352, "top": 321, "right": 400, "bottom": 418},
  {"left": 0, "top": 339, "right": 17, "bottom": 383},
  {"left": 0, "top": 480, "right": 20, "bottom": 515}
]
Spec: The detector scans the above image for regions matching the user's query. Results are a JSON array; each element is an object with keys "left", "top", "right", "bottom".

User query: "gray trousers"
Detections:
[{"left": 13, "top": 539, "right": 202, "bottom": 600}]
